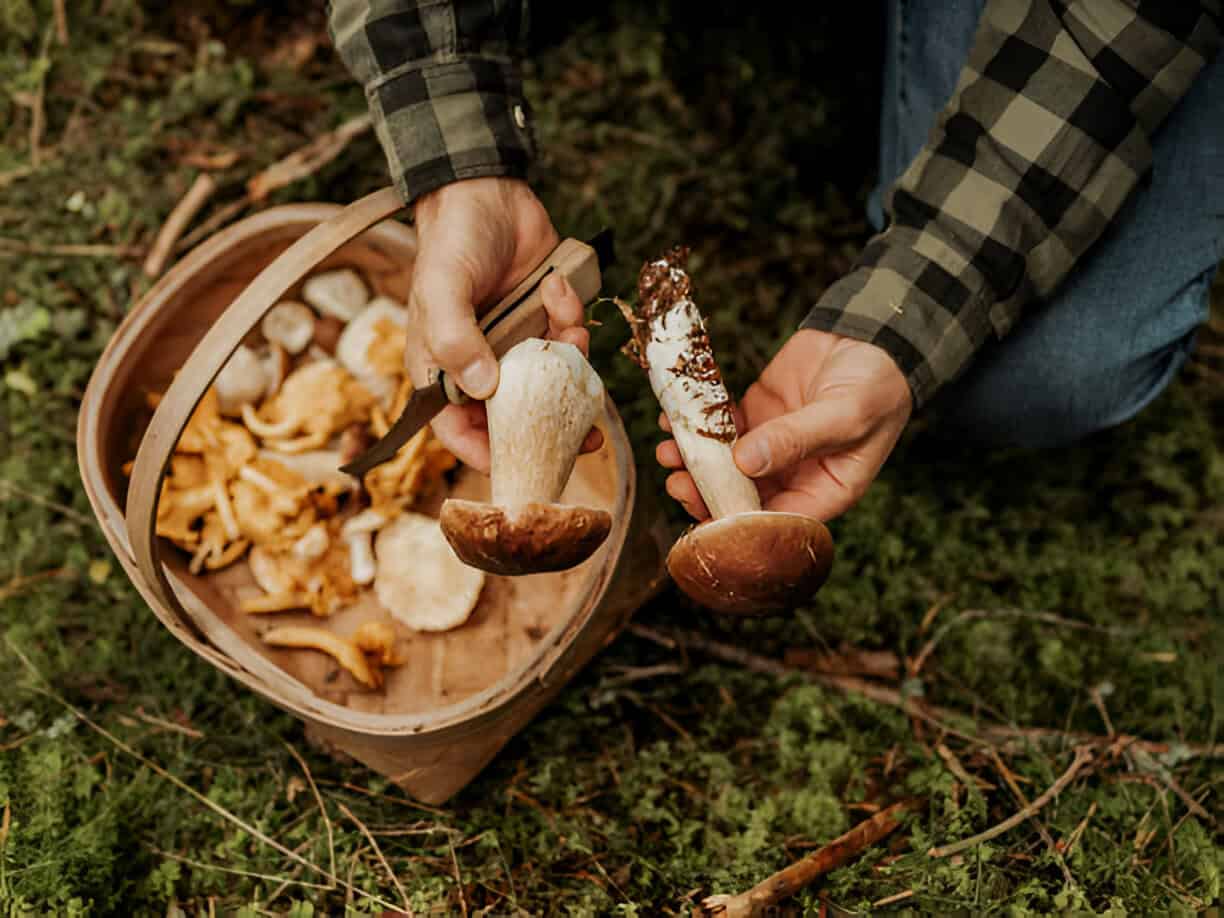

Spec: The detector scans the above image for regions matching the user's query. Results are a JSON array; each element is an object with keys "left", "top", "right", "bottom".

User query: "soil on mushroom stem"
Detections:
[{"left": 2, "top": 0, "right": 1222, "bottom": 913}]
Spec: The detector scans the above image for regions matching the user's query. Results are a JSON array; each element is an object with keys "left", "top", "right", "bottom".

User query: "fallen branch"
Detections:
[
  {"left": 53, "top": 0, "right": 69, "bottom": 44},
  {"left": 143, "top": 172, "right": 217, "bottom": 278},
  {"left": 627, "top": 624, "right": 1224, "bottom": 761},
  {"left": 175, "top": 114, "right": 374, "bottom": 253},
  {"left": 928, "top": 747, "right": 1094, "bottom": 858},
  {"left": 699, "top": 801, "right": 913, "bottom": 917},
  {"left": 247, "top": 114, "right": 372, "bottom": 202},
  {"left": 0, "top": 237, "right": 143, "bottom": 259}
]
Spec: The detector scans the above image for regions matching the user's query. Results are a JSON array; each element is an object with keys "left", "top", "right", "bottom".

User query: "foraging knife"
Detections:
[{"left": 339, "top": 229, "right": 615, "bottom": 478}]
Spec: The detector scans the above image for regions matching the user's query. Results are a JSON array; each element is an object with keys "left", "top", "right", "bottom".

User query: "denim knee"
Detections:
[
  {"left": 930, "top": 334, "right": 1196, "bottom": 449},
  {"left": 928, "top": 269, "right": 1216, "bottom": 449}
]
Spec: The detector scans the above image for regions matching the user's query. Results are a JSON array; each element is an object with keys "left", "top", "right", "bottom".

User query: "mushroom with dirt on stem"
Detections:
[
  {"left": 438, "top": 338, "right": 612, "bottom": 576},
  {"left": 620, "top": 248, "right": 834, "bottom": 615}
]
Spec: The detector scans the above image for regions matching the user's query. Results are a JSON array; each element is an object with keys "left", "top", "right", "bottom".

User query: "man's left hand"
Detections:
[{"left": 657, "top": 328, "right": 913, "bottom": 521}]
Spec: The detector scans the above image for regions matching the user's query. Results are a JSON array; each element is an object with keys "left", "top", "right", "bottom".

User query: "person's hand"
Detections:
[
  {"left": 657, "top": 328, "right": 912, "bottom": 521},
  {"left": 405, "top": 176, "right": 598, "bottom": 471}
]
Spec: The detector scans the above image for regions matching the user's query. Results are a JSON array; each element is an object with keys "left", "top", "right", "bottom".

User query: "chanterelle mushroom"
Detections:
[
  {"left": 623, "top": 248, "right": 833, "bottom": 615},
  {"left": 439, "top": 338, "right": 612, "bottom": 575}
]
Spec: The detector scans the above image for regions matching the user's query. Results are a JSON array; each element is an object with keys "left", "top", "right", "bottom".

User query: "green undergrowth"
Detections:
[{"left": 1, "top": 1, "right": 1221, "bottom": 914}]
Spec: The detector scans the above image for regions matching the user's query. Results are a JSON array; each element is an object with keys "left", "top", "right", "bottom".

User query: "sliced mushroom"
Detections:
[
  {"left": 292, "top": 523, "right": 330, "bottom": 562},
  {"left": 439, "top": 339, "right": 612, "bottom": 575},
  {"left": 624, "top": 249, "right": 834, "bottom": 614},
  {"left": 374, "top": 512, "right": 485, "bottom": 632},
  {"left": 302, "top": 268, "right": 369, "bottom": 322},
  {"left": 335, "top": 296, "right": 408, "bottom": 407},
  {"left": 214, "top": 345, "right": 270, "bottom": 416},
  {"left": 261, "top": 301, "right": 315, "bottom": 355},
  {"left": 347, "top": 530, "right": 377, "bottom": 585},
  {"left": 260, "top": 625, "right": 380, "bottom": 688}
]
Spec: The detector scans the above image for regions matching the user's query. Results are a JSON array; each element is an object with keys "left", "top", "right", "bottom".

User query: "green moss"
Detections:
[{"left": 1, "top": 0, "right": 1221, "bottom": 913}]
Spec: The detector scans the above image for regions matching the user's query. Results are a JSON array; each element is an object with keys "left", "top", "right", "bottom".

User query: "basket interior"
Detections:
[{"left": 95, "top": 218, "right": 624, "bottom": 717}]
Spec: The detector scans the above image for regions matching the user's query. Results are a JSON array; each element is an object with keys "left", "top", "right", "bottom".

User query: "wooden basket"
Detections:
[{"left": 77, "top": 188, "right": 669, "bottom": 804}]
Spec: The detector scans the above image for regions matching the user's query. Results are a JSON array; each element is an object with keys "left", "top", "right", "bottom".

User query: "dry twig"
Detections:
[
  {"left": 174, "top": 114, "right": 374, "bottom": 253},
  {"left": 133, "top": 707, "right": 203, "bottom": 740},
  {"left": 0, "top": 237, "right": 142, "bottom": 259},
  {"left": 629, "top": 624, "right": 1224, "bottom": 761},
  {"left": 247, "top": 114, "right": 372, "bottom": 202},
  {"left": 53, "top": 0, "right": 69, "bottom": 44},
  {"left": 143, "top": 172, "right": 217, "bottom": 277},
  {"left": 1059, "top": 801, "right": 1097, "bottom": 857},
  {"left": 928, "top": 747, "right": 1095, "bottom": 858},
  {"left": 699, "top": 801, "right": 913, "bottom": 917},
  {"left": 335, "top": 799, "right": 412, "bottom": 915},
  {"left": 988, "top": 749, "right": 1077, "bottom": 887},
  {"left": 284, "top": 742, "right": 338, "bottom": 881}
]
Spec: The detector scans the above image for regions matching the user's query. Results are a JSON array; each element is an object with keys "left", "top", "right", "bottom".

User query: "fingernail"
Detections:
[
  {"left": 735, "top": 438, "right": 770, "bottom": 476},
  {"left": 459, "top": 357, "right": 498, "bottom": 399}
]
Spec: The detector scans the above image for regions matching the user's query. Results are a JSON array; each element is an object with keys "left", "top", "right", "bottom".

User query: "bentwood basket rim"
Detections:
[{"left": 77, "top": 190, "right": 639, "bottom": 742}]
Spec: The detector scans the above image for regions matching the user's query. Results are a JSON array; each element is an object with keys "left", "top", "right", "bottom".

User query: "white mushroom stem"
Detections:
[
  {"left": 487, "top": 338, "right": 605, "bottom": 506},
  {"left": 346, "top": 531, "right": 377, "bottom": 586},
  {"left": 635, "top": 259, "right": 759, "bottom": 520}
]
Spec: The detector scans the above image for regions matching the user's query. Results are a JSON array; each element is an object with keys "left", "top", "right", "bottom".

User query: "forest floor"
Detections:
[{"left": 1, "top": 2, "right": 1221, "bottom": 914}]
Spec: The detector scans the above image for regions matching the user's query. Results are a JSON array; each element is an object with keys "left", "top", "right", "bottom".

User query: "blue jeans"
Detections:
[{"left": 869, "top": 2, "right": 1224, "bottom": 448}]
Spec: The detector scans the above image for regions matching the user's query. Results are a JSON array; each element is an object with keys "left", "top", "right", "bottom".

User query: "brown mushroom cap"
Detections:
[
  {"left": 666, "top": 511, "right": 834, "bottom": 615},
  {"left": 439, "top": 499, "right": 612, "bottom": 576}
]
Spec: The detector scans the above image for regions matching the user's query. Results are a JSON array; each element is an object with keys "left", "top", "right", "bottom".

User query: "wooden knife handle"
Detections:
[{"left": 440, "top": 237, "right": 603, "bottom": 404}]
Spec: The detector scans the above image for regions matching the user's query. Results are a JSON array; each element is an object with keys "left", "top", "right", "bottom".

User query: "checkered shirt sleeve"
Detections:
[
  {"left": 327, "top": 0, "right": 535, "bottom": 206},
  {"left": 803, "top": 1, "right": 1222, "bottom": 408}
]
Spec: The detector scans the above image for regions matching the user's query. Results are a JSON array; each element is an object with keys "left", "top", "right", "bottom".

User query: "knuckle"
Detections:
[{"left": 426, "top": 321, "right": 479, "bottom": 366}]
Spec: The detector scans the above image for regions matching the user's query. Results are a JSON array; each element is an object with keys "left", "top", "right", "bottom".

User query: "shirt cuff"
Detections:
[
  {"left": 366, "top": 57, "right": 535, "bottom": 206},
  {"left": 800, "top": 226, "right": 999, "bottom": 409}
]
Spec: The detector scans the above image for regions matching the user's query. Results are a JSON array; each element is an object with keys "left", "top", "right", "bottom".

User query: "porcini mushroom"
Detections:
[
  {"left": 439, "top": 338, "right": 612, "bottom": 575},
  {"left": 374, "top": 512, "right": 485, "bottom": 632},
  {"left": 623, "top": 248, "right": 833, "bottom": 614}
]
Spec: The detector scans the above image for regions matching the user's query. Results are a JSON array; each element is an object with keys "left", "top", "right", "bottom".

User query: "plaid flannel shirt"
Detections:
[
  {"left": 330, "top": 1, "right": 1222, "bottom": 408},
  {"left": 803, "top": 1, "right": 1222, "bottom": 406},
  {"left": 327, "top": 0, "right": 534, "bottom": 204}
]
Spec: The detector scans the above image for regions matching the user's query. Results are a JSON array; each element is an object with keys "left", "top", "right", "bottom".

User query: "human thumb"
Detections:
[
  {"left": 411, "top": 255, "right": 499, "bottom": 399},
  {"left": 733, "top": 402, "right": 851, "bottom": 478}
]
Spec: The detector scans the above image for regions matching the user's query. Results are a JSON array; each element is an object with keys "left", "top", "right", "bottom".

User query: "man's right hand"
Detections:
[{"left": 406, "top": 176, "right": 595, "bottom": 472}]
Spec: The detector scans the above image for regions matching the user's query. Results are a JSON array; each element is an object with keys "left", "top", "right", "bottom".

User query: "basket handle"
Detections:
[{"left": 125, "top": 187, "right": 405, "bottom": 631}]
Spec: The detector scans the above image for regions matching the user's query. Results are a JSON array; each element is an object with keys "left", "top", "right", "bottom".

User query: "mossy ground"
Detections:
[{"left": 1, "top": 2, "right": 1221, "bottom": 914}]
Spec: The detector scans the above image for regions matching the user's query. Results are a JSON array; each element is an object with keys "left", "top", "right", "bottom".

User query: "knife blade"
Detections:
[{"left": 339, "top": 230, "right": 615, "bottom": 478}]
